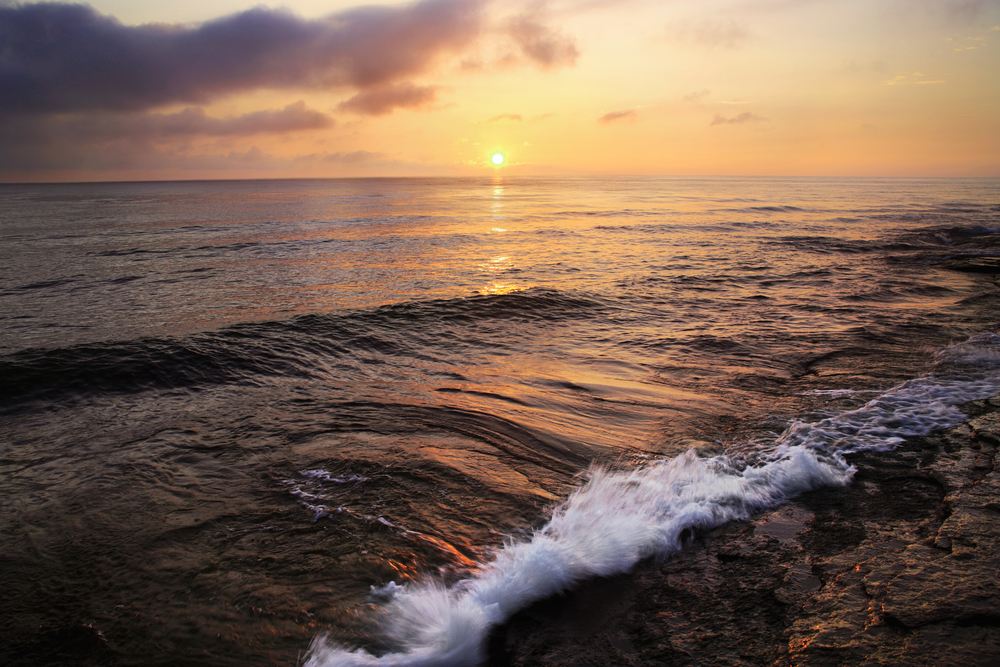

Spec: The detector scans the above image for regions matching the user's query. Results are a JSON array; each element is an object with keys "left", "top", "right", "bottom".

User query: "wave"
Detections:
[
  {"left": 0, "top": 288, "right": 604, "bottom": 407},
  {"left": 304, "top": 333, "right": 1000, "bottom": 667},
  {"left": 767, "top": 235, "right": 873, "bottom": 255},
  {"left": 744, "top": 205, "right": 805, "bottom": 212}
]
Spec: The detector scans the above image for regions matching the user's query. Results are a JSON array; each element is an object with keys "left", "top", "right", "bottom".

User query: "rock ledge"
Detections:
[{"left": 488, "top": 397, "right": 1000, "bottom": 667}]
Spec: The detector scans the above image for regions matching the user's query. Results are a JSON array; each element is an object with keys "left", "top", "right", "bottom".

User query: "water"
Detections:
[{"left": 1, "top": 176, "right": 998, "bottom": 666}]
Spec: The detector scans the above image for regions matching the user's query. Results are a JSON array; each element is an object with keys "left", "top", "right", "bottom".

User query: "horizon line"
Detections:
[{"left": 3, "top": 174, "right": 1000, "bottom": 186}]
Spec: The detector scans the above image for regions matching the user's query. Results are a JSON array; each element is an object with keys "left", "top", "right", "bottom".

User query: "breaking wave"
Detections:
[{"left": 305, "top": 334, "right": 1000, "bottom": 667}]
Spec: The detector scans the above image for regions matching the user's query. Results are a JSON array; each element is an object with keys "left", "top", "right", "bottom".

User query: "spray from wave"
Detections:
[{"left": 305, "top": 334, "right": 1000, "bottom": 667}]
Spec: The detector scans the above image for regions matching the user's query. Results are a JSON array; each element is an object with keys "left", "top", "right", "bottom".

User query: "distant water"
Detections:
[{"left": 1, "top": 177, "right": 998, "bottom": 666}]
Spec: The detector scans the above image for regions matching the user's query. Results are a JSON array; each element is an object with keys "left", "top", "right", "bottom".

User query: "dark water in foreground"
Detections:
[{"left": 1, "top": 177, "right": 998, "bottom": 666}]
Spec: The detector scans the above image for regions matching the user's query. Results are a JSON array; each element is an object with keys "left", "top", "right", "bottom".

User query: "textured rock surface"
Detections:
[{"left": 488, "top": 397, "right": 1000, "bottom": 667}]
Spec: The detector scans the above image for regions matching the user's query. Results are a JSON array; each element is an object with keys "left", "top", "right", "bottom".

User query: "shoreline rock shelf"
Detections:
[{"left": 487, "top": 397, "right": 1000, "bottom": 666}]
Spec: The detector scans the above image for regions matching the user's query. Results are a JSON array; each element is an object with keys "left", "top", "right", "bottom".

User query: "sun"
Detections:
[{"left": 491, "top": 153, "right": 504, "bottom": 165}]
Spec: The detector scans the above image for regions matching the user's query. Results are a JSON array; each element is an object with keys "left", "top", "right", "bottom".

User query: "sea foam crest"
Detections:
[
  {"left": 306, "top": 447, "right": 850, "bottom": 666},
  {"left": 306, "top": 333, "right": 1000, "bottom": 667},
  {"left": 777, "top": 333, "right": 1000, "bottom": 456}
]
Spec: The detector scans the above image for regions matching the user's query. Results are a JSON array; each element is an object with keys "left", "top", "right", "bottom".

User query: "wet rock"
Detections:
[
  {"left": 487, "top": 397, "right": 1000, "bottom": 667},
  {"left": 877, "top": 547, "right": 1000, "bottom": 628},
  {"left": 785, "top": 398, "right": 1000, "bottom": 665}
]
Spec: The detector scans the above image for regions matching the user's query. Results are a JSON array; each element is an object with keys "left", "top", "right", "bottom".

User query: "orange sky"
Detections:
[{"left": 1, "top": 0, "right": 997, "bottom": 181}]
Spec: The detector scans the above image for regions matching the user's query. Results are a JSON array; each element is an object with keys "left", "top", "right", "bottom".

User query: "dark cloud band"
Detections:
[
  {"left": 338, "top": 82, "right": 439, "bottom": 116},
  {"left": 0, "top": 0, "right": 486, "bottom": 115}
]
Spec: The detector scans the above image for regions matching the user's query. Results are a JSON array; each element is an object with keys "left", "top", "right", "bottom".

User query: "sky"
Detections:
[{"left": 0, "top": 0, "right": 997, "bottom": 181}]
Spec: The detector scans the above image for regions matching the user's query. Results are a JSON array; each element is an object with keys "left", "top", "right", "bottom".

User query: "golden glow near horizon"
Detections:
[{"left": 1, "top": 0, "right": 998, "bottom": 182}]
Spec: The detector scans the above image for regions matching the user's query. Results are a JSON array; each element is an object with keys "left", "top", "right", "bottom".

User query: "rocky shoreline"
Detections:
[{"left": 487, "top": 397, "right": 1000, "bottom": 666}]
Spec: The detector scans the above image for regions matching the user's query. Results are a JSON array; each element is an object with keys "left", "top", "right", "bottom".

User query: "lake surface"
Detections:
[{"left": 1, "top": 176, "right": 998, "bottom": 666}]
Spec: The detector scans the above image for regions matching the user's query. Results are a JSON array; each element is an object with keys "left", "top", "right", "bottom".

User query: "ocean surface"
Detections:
[{"left": 1, "top": 176, "right": 998, "bottom": 666}]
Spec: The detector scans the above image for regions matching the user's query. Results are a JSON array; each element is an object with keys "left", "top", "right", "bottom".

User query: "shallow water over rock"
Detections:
[{"left": 487, "top": 397, "right": 1000, "bottom": 667}]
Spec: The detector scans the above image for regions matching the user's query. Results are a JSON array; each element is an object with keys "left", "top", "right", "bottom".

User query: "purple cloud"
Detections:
[
  {"left": 338, "top": 82, "right": 439, "bottom": 115},
  {"left": 486, "top": 113, "right": 523, "bottom": 122},
  {"left": 317, "top": 151, "right": 385, "bottom": 164},
  {"left": 0, "top": 101, "right": 332, "bottom": 174},
  {"left": 710, "top": 112, "right": 766, "bottom": 125},
  {"left": 107, "top": 102, "right": 333, "bottom": 138},
  {"left": 0, "top": 0, "right": 486, "bottom": 115},
  {"left": 506, "top": 11, "right": 579, "bottom": 67},
  {"left": 598, "top": 109, "right": 637, "bottom": 124}
]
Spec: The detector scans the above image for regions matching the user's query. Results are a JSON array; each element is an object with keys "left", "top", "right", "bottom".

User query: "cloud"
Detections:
[
  {"left": 0, "top": 102, "right": 333, "bottom": 173},
  {"left": 485, "top": 113, "right": 523, "bottom": 122},
  {"left": 683, "top": 89, "right": 711, "bottom": 102},
  {"left": 0, "top": 101, "right": 331, "bottom": 145},
  {"left": 598, "top": 109, "right": 637, "bottom": 124},
  {"left": 710, "top": 112, "right": 766, "bottom": 125},
  {"left": 338, "top": 82, "right": 439, "bottom": 115},
  {"left": 125, "top": 102, "right": 333, "bottom": 138},
  {"left": 665, "top": 18, "right": 751, "bottom": 49},
  {"left": 884, "top": 72, "right": 946, "bottom": 85},
  {"left": 0, "top": 0, "right": 486, "bottom": 116},
  {"left": 505, "top": 10, "right": 579, "bottom": 67},
  {"left": 226, "top": 146, "right": 270, "bottom": 164},
  {"left": 296, "top": 150, "right": 386, "bottom": 165},
  {"left": 295, "top": 149, "right": 445, "bottom": 175}
]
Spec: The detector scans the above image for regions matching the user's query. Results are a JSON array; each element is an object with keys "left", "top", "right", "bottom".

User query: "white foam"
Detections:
[
  {"left": 305, "top": 333, "right": 1000, "bottom": 667},
  {"left": 933, "top": 332, "right": 1000, "bottom": 368},
  {"left": 371, "top": 581, "right": 406, "bottom": 599},
  {"left": 286, "top": 469, "right": 369, "bottom": 521},
  {"left": 302, "top": 469, "right": 369, "bottom": 484},
  {"left": 306, "top": 447, "right": 851, "bottom": 666},
  {"left": 776, "top": 333, "right": 1000, "bottom": 457},
  {"left": 801, "top": 388, "right": 881, "bottom": 397}
]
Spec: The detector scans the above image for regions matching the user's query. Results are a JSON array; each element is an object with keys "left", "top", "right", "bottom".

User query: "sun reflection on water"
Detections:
[
  {"left": 479, "top": 177, "right": 528, "bottom": 294},
  {"left": 479, "top": 283, "right": 524, "bottom": 296},
  {"left": 478, "top": 254, "right": 526, "bottom": 295},
  {"left": 492, "top": 175, "right": 504, "bottom": 217}
]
